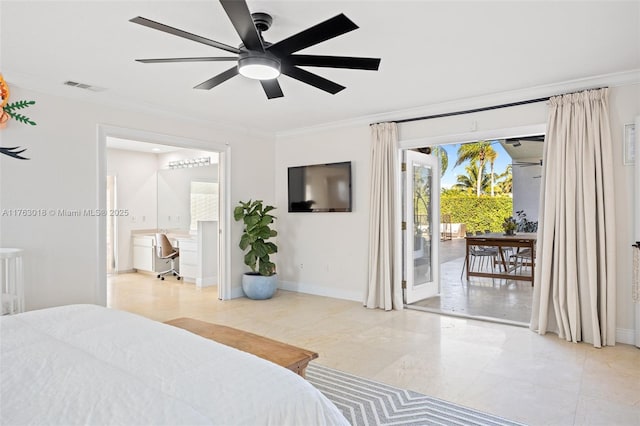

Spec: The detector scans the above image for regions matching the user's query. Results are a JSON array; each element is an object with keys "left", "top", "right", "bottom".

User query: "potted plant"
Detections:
[
  {"left": 515, "top": 210, "right": 538, "bottom": 233},
  {"left": 502, "top": 216, "right": 517, "bottom": 236},
  {"left": 233, "top": 199, "right": 278, "bottom": 299}
]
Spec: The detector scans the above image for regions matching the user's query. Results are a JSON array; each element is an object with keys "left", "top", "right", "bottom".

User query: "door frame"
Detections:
[
  {"left": 96, "top": 125, "right": 232, "bottom": 305},
  {"left": 397, "top": 123, "right": 546, "bottom": 306},
  {"left": 105, "top": 175, "right": 118, "bottom": 274}
]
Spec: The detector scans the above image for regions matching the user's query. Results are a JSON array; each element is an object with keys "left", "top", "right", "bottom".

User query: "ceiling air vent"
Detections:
[{"left": 63, "top": 80, "right": 106, "bottom": 92}]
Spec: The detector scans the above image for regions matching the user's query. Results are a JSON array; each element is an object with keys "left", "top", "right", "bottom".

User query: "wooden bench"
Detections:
[{"left": 164, "top": 317, "right": 318, "bottom": 378}]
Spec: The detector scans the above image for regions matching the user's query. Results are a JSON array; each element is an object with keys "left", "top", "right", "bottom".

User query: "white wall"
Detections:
[
  {"left": 106, "top": 148, "right": 158, "bottom": 271},
  {"left": 0, "top": 86, "right": 275, "bottom": 310},
  {"left": 399, "top": 102, "right": 548, "bottom": 144},
  {"left": 275, "top": 125, "right": 370, "bottom": 301},
  {"left": 608, "top": 83, "right": 640, "bottom": 343}
]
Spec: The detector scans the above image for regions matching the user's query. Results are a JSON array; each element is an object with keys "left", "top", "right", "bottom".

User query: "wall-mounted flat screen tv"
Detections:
[{"left": 288, "top": 161, "right": 352, "bottom": 212}]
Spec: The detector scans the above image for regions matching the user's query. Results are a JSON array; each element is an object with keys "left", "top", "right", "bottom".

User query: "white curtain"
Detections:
[
  {"left": 531, "top": 88, "right": 616, "bottom": 347},
  {"left": 365, "top": 122, "right": 402, "bottom": 310}
]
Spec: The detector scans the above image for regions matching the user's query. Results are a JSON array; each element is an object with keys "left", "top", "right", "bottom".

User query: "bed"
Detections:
[{"left": 0, "top": 304, "right": 349, "bottom": 425}]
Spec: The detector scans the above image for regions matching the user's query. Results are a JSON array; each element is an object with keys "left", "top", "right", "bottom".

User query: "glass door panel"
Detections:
[{"left": 404, "top": 150, "right": 440, "bottom": 304}]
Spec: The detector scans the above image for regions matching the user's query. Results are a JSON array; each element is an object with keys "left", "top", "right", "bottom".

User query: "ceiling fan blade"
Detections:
[
  {"left": 194, "top": 66, "right": 239, "bottom": 90},
  {"left": 282, "top": 65, "right": 345, "bottom": 95},
  {"left": 288, "top": 54, "right": 380, "bottom": 70},
  {"left": 269, "top": 14, "right": 358, "bottom": 56},
  {"left": 130, "top": 16, "right": 240, "bottom": 54},
  {"left": 513, "top": 160, "right": 543, "bottom": 167},
  {"left": 136, "top": 57, "right": 238, "bottom": 63},
  {"left": 260, "top": 79, "right": 284, "bottom": 99},
  {"left": 505, "top": 135, "right": 545, "bottom": 144},
  {"left": 219, "top": 0, "right": 264, "bottom": 52}
]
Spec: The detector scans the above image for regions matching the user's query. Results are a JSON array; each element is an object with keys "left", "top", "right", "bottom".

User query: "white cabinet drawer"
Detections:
[
  {"left": 133, "top": 246, "right": 154, "bottom": 272},
  {"left": 133, "top": 237, "right": 155, "bottom": 248},
  {"left": 178, "top": 239, "right": 197, "bottom": 250},
  {"left": 180, "top": 249, "right": 197, "bottom": 266},
  {"left": 180, "top": 264, "right": 197, "bottom": 279},
  {"left": 132, "top": 236, "right": 158, "bottom": 272}
]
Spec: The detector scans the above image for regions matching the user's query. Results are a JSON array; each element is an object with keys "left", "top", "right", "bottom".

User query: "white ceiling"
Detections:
[
  {"left": 499, "top": 138, "right": 543, "bottom": 161},
  {"left": 2, "top": 1, "right": 639, "bottom": 135}
]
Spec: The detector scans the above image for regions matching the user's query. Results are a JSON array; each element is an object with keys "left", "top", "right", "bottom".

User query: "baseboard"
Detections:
[
  {"left": 230, "top": 286, "right": 245, "bottom": 299},
  {"left": 196, "top": 275, "right": 217, "bottom": 288},
  {"left": 616, "top": 327, "right": 636, "bottom": 345},
  {"left": 278, "top": 280, "right": 362, "bottom": 302}
]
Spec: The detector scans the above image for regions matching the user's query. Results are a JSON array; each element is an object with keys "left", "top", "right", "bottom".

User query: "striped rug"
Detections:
[{"left": 306, "top": 364, "right": 525, "bottom": 426}]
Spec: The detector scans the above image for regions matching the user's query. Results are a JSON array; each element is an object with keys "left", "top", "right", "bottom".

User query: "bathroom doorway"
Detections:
[{"left": 97, "top": 125, "right": 231, "bottom": 304}]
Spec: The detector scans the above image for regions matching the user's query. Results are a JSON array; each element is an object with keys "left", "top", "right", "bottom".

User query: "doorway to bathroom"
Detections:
[{"left": 97, "top": 125, "right": 231, "bottom": 303}]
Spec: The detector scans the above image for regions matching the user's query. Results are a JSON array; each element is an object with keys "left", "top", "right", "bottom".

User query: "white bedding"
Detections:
[{"left": 0, "top": 304, "right": 349, "bottom": 425}]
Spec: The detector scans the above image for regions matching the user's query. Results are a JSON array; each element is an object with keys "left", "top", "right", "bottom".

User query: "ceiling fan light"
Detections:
[{"left": 238, "top": 56, "right": 281, "bottom": 80}]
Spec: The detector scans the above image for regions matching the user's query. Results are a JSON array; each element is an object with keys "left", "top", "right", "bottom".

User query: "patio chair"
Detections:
[
  {"left": 461, "top": 232, "right": 500, "bottom": 279},
  {"left": 510, "top": 248, "right": 534, "bottom": 284}
]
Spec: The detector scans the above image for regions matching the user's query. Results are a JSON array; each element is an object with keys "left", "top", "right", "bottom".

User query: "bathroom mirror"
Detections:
[
  {"left": 190, "top": 181, "right": 218, "bottom": 231},
  {"left": 157, "top": 164, "right": 218, "bottom": 231}
]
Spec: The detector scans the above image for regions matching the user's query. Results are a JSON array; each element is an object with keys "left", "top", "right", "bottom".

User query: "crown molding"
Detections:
[{"left": 276, "top": 69, "right": 640, "bottom": 138}]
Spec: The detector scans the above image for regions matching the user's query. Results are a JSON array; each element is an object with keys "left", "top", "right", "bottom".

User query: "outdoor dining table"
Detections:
[{"left": 464, "top": 232, "right": 537, "bottom": 284}]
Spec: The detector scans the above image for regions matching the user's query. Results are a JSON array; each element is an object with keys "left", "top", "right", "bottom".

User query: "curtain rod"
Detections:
[{"left": 371, "top": 87, "right": 607, "bottom": 126}]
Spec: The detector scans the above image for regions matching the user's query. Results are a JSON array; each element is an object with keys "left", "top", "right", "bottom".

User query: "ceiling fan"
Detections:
[
  {"left": 504, "top": 135, "right": 545, "bottom": 147},
  {"left": 513, "top": 159, "right": 543, "bottom": 167},
  {"left": 130, "top": 0, "right": 381, "bottom": 99}
]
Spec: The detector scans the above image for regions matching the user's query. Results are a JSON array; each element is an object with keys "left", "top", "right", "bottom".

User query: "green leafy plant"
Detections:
[
  {"left": 439, "top": 193, "right": 513, "bottom": 232},
  {"left": 502, "top": 216, "right": 517, "bottom": 233},
  {"left": 515, "top": 210, "right": 538, "bottom": 232},
  {"left": 233, "top": 200, "right": 278, "bottom": 276}
]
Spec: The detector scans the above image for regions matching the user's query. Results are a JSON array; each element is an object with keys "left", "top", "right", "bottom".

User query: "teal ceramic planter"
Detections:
[{"left": 242, "top": 273, "right": 277, "bottom": 300}]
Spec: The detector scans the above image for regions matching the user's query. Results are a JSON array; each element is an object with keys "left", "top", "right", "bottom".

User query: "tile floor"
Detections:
[
  {"left": 411, "top": 238, "right": 534, "bottom": 324},
  {"left": 410, "top": 258, "right": 534, "bottom": 324},
  {"left": 108, "top": 273, "right": 640, "bottom": 426}
]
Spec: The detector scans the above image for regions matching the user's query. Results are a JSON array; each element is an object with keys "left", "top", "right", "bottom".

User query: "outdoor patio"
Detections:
[{"left": 408, "top": 238, "right": 533, "bottom": 325}]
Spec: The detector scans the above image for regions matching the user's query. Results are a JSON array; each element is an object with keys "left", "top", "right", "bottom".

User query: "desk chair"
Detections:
[{"left": 155, "top": 233, "right": 181, "bottom": 281}]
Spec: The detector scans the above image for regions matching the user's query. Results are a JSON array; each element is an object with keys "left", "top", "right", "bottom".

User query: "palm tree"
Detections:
[
  {"left": 434, "top": 146, "right": 448, "bottom": 177},
  {"left": 496, "top": 165, "right": 513, "bottom": 194},
  {"left": 453, "top": 163, "right": 490, "bottom": 194},
  {"left": 454, "top": 141, "right": 495, "bottom": 197},
  {"left": 417, "top": 146, "right": 448, "bottom": 177},
  {"left": 485, "top": 148, "right": 498, "bottom": 196}
]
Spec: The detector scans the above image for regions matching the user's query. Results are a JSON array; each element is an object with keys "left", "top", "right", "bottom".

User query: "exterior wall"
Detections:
[{"left": 512, "top": 157, "right": 542, "bottom": 222}]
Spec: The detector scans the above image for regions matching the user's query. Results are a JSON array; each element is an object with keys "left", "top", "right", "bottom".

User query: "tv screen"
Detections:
[{"left": 288, "top": 162, "right": 352, "bottom": 212}]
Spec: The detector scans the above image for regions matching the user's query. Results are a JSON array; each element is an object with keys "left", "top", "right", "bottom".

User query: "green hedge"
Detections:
[{"left": 440, "top": 194, "right": 513, "bottom": 233}]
